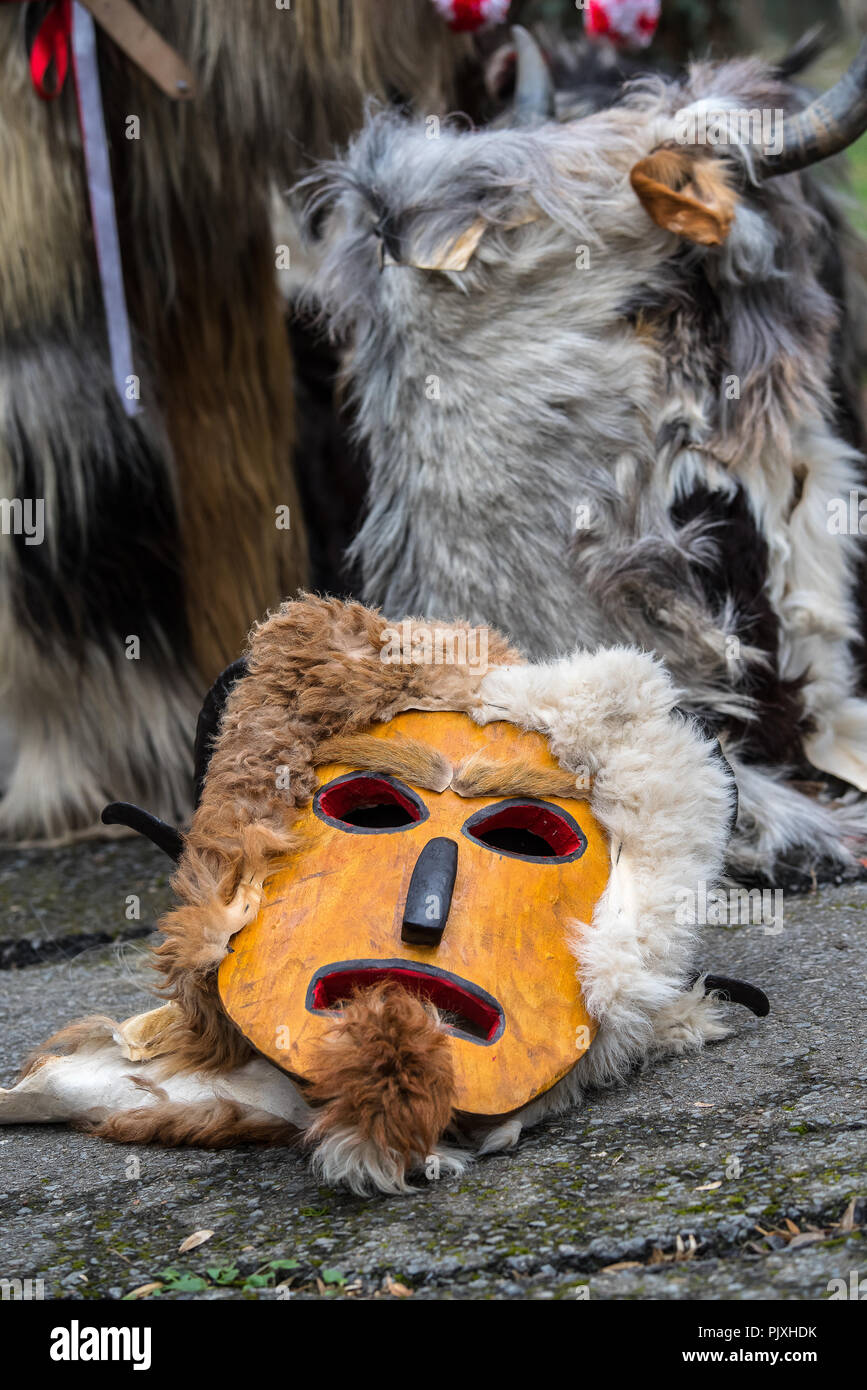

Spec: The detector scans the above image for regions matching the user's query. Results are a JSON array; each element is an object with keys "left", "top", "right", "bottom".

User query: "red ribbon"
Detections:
[{"left": 2, "top": 0, "right": 72, "bottom": 100}]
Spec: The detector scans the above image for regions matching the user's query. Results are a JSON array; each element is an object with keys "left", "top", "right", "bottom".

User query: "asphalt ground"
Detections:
[{"left": 0, "top": 840, "right": 864, "bottom": 1301}]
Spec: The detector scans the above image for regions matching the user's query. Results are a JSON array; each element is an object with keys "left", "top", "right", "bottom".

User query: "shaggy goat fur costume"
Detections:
[
  {"left": 0, "top": 0, "right": 474, "bottom": 843},
  {"left": 305, "top": 51, "right": 867, "bottom": 886},
  {"left": 1, "top": 596, "right": 756, "bottom": 1195}
]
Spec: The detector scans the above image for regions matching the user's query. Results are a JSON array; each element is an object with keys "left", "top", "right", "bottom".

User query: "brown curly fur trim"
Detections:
[
  {"left": 304, "top": 982, "right": 456, "bottom": 1170},
  {"left": 154, "top": 594, "right": 519, "bottom": 1074}
]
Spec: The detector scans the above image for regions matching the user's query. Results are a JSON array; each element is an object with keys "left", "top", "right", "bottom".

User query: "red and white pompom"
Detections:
[
  {"left": 430, "top": 0, "right": 512, "bottom": 33},
  {"left": 584, "top": 0, "right": 661, "bottom": 50}
]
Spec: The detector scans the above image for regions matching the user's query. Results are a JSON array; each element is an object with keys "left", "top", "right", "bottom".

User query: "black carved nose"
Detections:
[{"left": 401, "top": 837, "right": 458, "bottom": 946}]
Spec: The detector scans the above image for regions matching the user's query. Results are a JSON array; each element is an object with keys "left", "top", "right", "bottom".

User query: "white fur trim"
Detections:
[
  {"left": 0, "top": 1036, "right": 312, "bottom": 1131},
  {"left": 476, "top": 646, "right": 736, "bottom": 1091},
  {"left": 310, "top": 1128, "right": 470, "bottom": 1195}
]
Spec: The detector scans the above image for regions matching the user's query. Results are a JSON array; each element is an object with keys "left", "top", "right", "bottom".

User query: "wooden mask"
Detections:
[
  {"left": 218, "top": 710, "right": 610, "bottom": 1117},
  {"left": 6, "top": 610, "right": 767, "bottom": 1197}
]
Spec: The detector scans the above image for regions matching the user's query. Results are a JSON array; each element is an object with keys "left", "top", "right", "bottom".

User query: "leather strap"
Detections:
[{"left": 79, "top": 0, "right": 195, "bottom": 99}]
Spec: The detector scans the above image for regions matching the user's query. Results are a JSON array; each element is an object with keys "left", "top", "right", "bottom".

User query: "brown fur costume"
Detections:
[{"left": 0, "top": 1, "right": 474, "bottom": 842}]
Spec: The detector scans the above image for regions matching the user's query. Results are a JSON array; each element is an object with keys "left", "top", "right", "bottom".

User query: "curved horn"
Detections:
[
  {"left": 101, "top": 802, "right": 184, "bottom": 862},
  {"left": 193, "top": 657, "right": 249, "bottom": 807},
  {"left": 511, "top": 25, "right": 554, "bottom": 126},
  {"left": 759, "top": 37, "right": 867, "bottom": 178},
  {"left": 698, "top": 974, "right": 770, "bottom": 1018},
  {"left": 98, "top": 657, "right": 248, "bottom": 861}
]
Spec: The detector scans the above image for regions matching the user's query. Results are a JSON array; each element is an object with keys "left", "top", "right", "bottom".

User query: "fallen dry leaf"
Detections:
[
  {"left": 839, "top": 1197, "right": 859, "bottom": 1233},
  {"left": 602, "top": 1238, "right": 699, "bottom": 1274},
  {"left": 383, "top": 1279, "right": 413, "bottom": 1298},
  {"left": 694, "top": 1182, "right": 722, "bottom": 1192},
  {"left": 127, "top": 1282, "right": 163, "bottom": 1299},
  {"left": 178, "top": 1229, "right": 214, "bottom": 1254},
  {"left": 786, "top": 1233, "right": 827, "bottom": 1250},
  {"left": 694, "top": 1102, "right": 714, "bottom": 1108},
  {"left": 783, "top": 1218, "right": 800, "bottom": 1236}
]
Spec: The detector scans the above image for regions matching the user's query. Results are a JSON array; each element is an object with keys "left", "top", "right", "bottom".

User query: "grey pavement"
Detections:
[{"left": 0, "top": 839, "right": 864, "bottom": 1301}]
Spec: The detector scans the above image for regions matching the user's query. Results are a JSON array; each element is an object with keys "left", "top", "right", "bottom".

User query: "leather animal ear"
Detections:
[
  {"left": 385, "top": 208, "right": 540, "bottom": 272},
  {"left": 397, "top": 218, "right": 489, "bottom": 272},
  {"left": 630, "top": 144, "right": 737, "bottom": 246}
]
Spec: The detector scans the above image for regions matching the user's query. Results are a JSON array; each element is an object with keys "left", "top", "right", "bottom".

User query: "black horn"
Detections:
[
  {"left": 193, "top": 657, "right": 249, "bottom": 808},
  {"left": 101, "top": 802, "right": 185, "bottom": 863},
  {"left": 100, "top": 656, "right": 249, "bottom": 861},
  {"left": 759, "top": 37, "right": 867, "bottom": 178},
  {"left": 697, "top": 973, "right": 770, "bottom": 1018}
]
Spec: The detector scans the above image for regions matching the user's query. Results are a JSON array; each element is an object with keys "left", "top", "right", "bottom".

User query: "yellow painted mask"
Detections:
[
  {"left": 12, "top": 601, "right": 763, "bottom": 1199},
  {"left": 218, "top": 710, "right": 609, "bottom": 1118}
]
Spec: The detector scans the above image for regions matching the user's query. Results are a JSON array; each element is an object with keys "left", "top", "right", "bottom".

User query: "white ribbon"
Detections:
[{"left": 71, "top": 1, "right": 138, "bottom": 417}]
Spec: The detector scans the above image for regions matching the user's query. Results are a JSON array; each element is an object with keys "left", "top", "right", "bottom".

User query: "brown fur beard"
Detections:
[{"left": 304, "top": 982, "right": 456, "bottom": 1189}]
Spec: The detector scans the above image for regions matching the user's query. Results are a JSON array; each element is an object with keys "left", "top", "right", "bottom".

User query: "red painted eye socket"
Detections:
[
  {"left": 315, "top": 773, "right": 427, "bottom": 833},
  {"left": 462, "top": 799, "right": 585, "bottom": 861}
]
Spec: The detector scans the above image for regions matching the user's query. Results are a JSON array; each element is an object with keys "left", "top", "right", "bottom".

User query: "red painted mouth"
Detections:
[{"left": 307, "top": 959, "right": 504, "bottom": 1044}]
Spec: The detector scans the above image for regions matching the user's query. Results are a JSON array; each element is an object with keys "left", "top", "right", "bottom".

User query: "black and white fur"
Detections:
[{"left": 307, "top": 58, "right": 867, "bottom": 884}]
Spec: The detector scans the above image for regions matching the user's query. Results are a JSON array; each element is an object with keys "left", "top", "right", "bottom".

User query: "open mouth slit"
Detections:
[{"left": 307, "top": 960, "right": 504, "bottom": 1044}]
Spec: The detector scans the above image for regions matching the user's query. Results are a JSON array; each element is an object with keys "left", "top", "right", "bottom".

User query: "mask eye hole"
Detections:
[
  {"left": 462, "top": 799, "right": 586, "bottom": 862},
  {"left": 315, "top": 773, "right": 428, "bottom": 833}
]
